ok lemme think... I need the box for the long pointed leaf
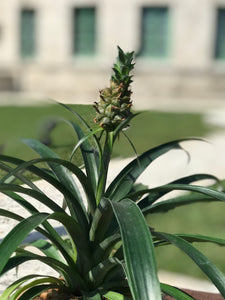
[0,154,91,228]
[96,132,113,205]
[1,252,60,276]
[0,274,49,300]
[10,276,64,300]
[110,198,161,300]
[106,139,199,201]
[22,138,86,217]
[58,102,92,131]
[0,219,85,290]
[0,183,64,212]
[175,233,225,247]
[155,232,225,296]
[90,198,114,244]
[58,102,103,168]
[1,191,40,213]
[0,198,77,269]
[0,161,39,189]
[0,208,66,255]
[1,206,80,271]
[144,183,225,214]
[113,113,138,141]
[68,120,100,190]
[0,213,49,273]
[14,283,60,300]
[136,173,220,209]
[0,207,23,222]
[48,212,91,273]
[160,283,194,300]
[25,239,64,262]
[144,193,215,215]
[93,233,121,264]
[90,257,121,287]
[2,248,83,290]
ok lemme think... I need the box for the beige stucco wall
[0,0,225,108]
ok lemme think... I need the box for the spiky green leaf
[160,283,194,300]
[156,232,225,296]
[110,199,161,300]
[106,139,198,201]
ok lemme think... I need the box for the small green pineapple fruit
[94,46,135,131]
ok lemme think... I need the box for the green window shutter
[139,7,169,58]
[73,7,96,55]
[20,9,36,58]
[215,9,225,59]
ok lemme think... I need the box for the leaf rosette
[0,47,225,300]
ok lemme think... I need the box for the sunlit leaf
[106,139,201,201]
[160,283,194,300]
[110,199,161,300]
[156,232,225,296]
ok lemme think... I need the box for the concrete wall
[0,0,225,109]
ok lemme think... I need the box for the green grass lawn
[0,102,224,279]
[0,103,213,160]
[149,201,225,279]
[0,104,95,161]
[112,110,214,157]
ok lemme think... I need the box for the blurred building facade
[0,0,225,108]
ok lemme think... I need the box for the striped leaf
[110,199,161,300]
[106,139,199,201]
[156,232,225,297]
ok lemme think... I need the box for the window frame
[214,7,225,60]
[137,6,170,59]
[72,6,97,56]
[20,8,37,59]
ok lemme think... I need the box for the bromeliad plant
[1,47,225,300]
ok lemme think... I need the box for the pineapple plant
[1,47,225,300]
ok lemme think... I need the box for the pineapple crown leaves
[94,46,135,131]
[111,46,135,89]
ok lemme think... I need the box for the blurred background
[0,0,225,291]
[0,0,224,110]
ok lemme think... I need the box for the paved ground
[0,109,225,295]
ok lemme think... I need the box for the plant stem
[96,132,113,205]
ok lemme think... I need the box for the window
[20,9,36,58]
[73,7,96,55]
[215,8,225,59]
[138,7,169,58]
